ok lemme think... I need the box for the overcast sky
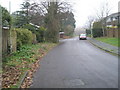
[0,0,119,28]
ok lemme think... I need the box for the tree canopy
[11,0,76,43]
[1,5,11,27]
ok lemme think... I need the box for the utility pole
[118,1,120,28]
[0,5,2,82]
[90,21,94,38]
[9,1,12,53]
[9,1,11,14]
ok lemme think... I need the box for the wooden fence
[107,28,120,38]
[2,28,17,54]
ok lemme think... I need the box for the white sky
[0,0,119,28]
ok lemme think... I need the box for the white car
[79,34,87,40]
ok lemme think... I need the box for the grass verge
[2,42,57,88]
[95,37,120,47]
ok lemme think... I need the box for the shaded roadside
[2,43,57,88]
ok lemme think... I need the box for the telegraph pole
[8,1,12,53]
[91,21,94,38]
[9,1,11,14]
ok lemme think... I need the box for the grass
[95,37,120,47]
[2,42,57,88]
[87,34,91,37]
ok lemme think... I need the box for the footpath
[88,37,120,55]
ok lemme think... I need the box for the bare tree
[31,0,73,42]
[88,16,95,37]
[95,0,112,36]
[87,16,95,29]
[84,16,95,38]
[21,0,73,42]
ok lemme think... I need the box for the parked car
[79,34,87,40]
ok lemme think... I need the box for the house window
[111,17,113,21]
[113,17,116,21]
[106,18,111,22]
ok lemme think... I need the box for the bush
[92,28,103,38]
[36,27,46,42]
[16,28,34,50]
[23,24,37,34]
[16,39,22,50]
[92,21,103,38]
[23,24,46,43]
[86,29,91,35]
[32,33,37,44]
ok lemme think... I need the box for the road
[31,37,118,88]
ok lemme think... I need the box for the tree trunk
[45,2,59,43]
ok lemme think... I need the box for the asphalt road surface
[31,37,118,88]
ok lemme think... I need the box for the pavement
[88,37,119,55]
[30,37,118,88]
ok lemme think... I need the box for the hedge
[92,28,103,38]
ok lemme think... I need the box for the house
[106,12,120,37]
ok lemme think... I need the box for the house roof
[107,12,120,19]
[2,27,9,30]
[29,23,40,28]
[59,32,64,34]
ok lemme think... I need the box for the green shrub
[86,29,91,35]
[92,28,103,38]
[23,24,46,43]
[16,28,34,50]
[36,27,46,42]
[17,39,22,50]
[92,21,103,38]
[23,24,37,34]
[32,33,37,44]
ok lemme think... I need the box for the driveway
[31,37,118,88]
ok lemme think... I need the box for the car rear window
[80,34,86,36]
